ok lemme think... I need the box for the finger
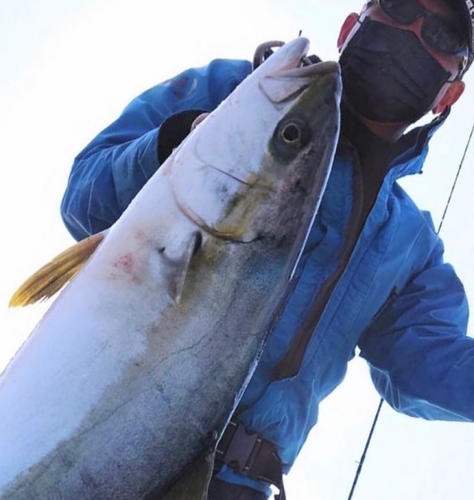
[191,113,210,131]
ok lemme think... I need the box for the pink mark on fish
[113,253,134,272]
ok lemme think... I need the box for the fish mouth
[255,37,340,79]
[281,60,341,79]
[258,38,341,104]
[271,37,311,72]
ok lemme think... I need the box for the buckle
[219,421,263,475]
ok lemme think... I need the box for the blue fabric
[61,59,472,493]
[61,59,253,240]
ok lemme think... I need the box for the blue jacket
[61,59,473,493]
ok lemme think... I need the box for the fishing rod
[346,116,474,500]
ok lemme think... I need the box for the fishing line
[347,399,383,500]
[438,120,474,235]
[346,116,474,500]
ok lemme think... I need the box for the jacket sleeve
[358,238,473,422]
[61,59,252,241]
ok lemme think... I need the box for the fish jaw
[252,36,310,78]
[259,60,341,104]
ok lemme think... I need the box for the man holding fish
[60,0,474,498]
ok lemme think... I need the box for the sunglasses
[367,0,469,57]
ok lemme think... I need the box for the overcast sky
[1,1,474,499]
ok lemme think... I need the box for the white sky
[1,1,473,499]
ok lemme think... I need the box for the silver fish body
[0,38,341,499]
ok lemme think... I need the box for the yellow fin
[9,231,106,308]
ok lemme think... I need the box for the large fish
[0,38,341,499]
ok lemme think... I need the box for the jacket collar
[388,109,450,179]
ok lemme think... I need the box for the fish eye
[271,117,311,162]
[276,118,310,149]
[281,123,302,145]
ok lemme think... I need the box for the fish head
[169,38,342,245]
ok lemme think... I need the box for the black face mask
[339,18,453,124]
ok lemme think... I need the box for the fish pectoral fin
[159,451,215,500]
[9,231,106,307]
[163,231,202,303]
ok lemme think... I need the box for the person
[61,0,474,498]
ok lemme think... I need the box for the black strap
[216,421,286,499]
